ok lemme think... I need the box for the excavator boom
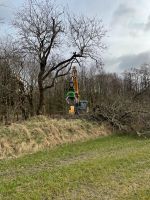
[72,66,79,95]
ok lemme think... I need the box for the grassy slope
[0,135,150,200]
[0,116,109,159]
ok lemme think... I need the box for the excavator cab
[78,100,88,113]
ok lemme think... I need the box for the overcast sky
[0,0,150,73]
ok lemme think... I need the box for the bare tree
[0,39,27,123]
[68,15,106,65]
[13,0,106,114]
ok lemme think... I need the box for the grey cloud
[111,3,150,37]
[117,51,150,70]
[0,1,13,22]
[0,7,9,21]
[144,15,150,31]
[105,51,150,73]
[114,4,134,17]
[111,3,136,26]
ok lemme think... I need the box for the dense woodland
[0,0,150,135]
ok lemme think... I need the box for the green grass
[0,135,150,200]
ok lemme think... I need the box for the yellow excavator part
[69,106,75,114]
[72,66,79,95]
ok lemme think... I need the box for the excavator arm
[72,66,79,96]
[66,66,88,114]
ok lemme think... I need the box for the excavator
[65,66,88,115]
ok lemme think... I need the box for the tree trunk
[37,87,44,115]
[29,98,34,117]
[27,86,34,117]
[37,69,45,115]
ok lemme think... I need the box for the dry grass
[0,116,110,159]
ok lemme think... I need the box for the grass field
[0,135,150,200]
